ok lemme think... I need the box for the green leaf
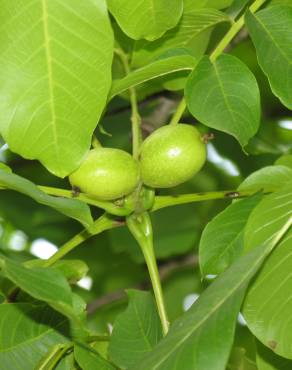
[270,0,292,5]
[109,50,196,99]
[184,0,234,11]
[132,217,291,370]
[53,260,89,284]
[107,0,183,41]
[55,353,76,370]
[275,154,292,169]
[0,303,69,370]
[245,6,292,109]
[132,8,230,67]
[228,347,257,370]
[0,163,11,173]
[243,230,292,359]
[25,258,89,284]
[108,290,163,369]
[244,181,292,252]
[256,340,292,369]
[227,0,250,18]
[35,343,72,370]
[0,169,93,227]
[0,0,113,177]
[199,194,262,276]
[185,54,261,147]
[238,165,292,192]
[74,343,116,370]
[0,257,81,323]
[0,163,12,189]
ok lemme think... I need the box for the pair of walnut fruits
[69,124,207,201]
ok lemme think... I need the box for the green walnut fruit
[69,148,139,200]
[140,124,206,188]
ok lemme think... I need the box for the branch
[152,188,275,212]
[114,48,142,159]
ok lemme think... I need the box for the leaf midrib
[212,59,238,128]
[133,300,153,350]
[41,0,59,170]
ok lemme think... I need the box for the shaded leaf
[107,0,183,41]
[108,290,163,368]
[228,347,257,370]
[256,340,292,370]
[0,169,93,227]
[25,259,89,284]
[0,163,11,189]
[227,0,250,18]
[55,353,76,370]
[185,54,260,147]
[0,257,83,324]
[245,6,292,109]
[0,303,69,370]
[35,343,72,370]
[0,0,113,177]
[74,343,116,370]
[199,194,262,276]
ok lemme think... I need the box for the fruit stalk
[169,99,186,126]
[127,213,169,335]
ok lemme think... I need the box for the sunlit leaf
[107,0,183,41]
[238,165,292,192]
[0,0,113,177]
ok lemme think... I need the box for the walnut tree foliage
[0,0,292,369]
